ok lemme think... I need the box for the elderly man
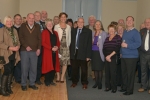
[41,10,48,29]
[19,13,41,91]
[70,18,92,89]
[53,16,59,25]
[138,18,150,94]
[13,14,22,84]
[118,19,125,25]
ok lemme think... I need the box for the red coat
[41,29,60,74]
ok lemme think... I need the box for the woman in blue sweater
[120,16,141,95]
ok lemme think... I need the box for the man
[85,15,96,79]
[53,16,59,25]
[34,11,44,85]
[70,18,92,89]
[138,18,150,94]
[40,10,48,29]
[13,14,22,83]
[120,16,141,95]
[118,19,125,25]
[19,13,41,91]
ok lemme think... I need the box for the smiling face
[95,21,101,31]
[60,14,67,23]
[34,12,41,22]
[126,16,134,28]
[14,15,22,26]
[27,14,35,26]
[5,18,13,28]
[46,21,53,31]
[144,18,150,30]
[77,18,84,28]
[108,27,116,36]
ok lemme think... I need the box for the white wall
[0,0,19,22]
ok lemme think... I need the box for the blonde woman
[0,16,20,96]
[54,12,71,83]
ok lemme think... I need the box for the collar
[126,27,134,32]
[14,24,21,28]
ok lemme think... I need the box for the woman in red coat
[42,18,60,86]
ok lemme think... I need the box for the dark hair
[66,18,73,25]
[94,20,105,31]
[59,12,68,18]
[110,21,118,26]
[14,14,22,19]
[107,24,117,31]
[126,16,134,21]
[74,21,77,24]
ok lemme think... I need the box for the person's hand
[106,55,111,62]
[36,49,40,56]
[121,42,128,48]
[86,58,91,62]
[26,46,32,51]
[9,46,19,51]
[16,46,20,50]
[52,46,58,52]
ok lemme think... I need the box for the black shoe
[29,85,38,90]
[6,74,13,94]
[123,92,133,95]
[119,89,126,92]
[105,88,111,92]
[16,81,21,84]
[68,78,72,81]
[92,84,98,88]
[21,86,27,91]
[50,82,57,86]
[1,75,10,96]
[111,90,117,93]
[36,81,43,85]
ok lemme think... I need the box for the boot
[0,75,10,96]
[6,74,13,94]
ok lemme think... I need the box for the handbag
[0,28,6,64]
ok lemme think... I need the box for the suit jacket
[140,28,150,54]
[70,27,92,60]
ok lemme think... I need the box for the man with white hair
[40,10,48,29]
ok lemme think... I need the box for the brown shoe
[70,84,77,88]
[82,84,87,89]
[138,88,147,92]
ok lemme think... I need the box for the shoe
[6,74,13,94]
[138,88,147,92]
[68,78,72,81]
[21,86,27,91]
[60,81,64,83]
[36,81,43,85]
[82,84,87,89]
[105,88,111,92]
[137,80,141,83]
[29,85,38,90]
[111,90,117,93]
[123,92,133,95]
[15,81,21,84]
[119,89,126,92]
[70,83,77,88]
[98,84,102,89]
[56,80,60,82]
[92,84,98,88]
[50,82,57,86]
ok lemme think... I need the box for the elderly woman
[42,19,60,86]
[91,20,107,89]
[54,12,71,83]
[0,16,20,96]
[103,24,122,93]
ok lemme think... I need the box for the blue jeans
[21,51,38,86]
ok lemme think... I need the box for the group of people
[0,10,149,97]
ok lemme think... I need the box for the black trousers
[36,48,42,82]
[116,63,122,86]
[71,50,88,85]
[121,58,138,93]
[44,52,56,85]
[105,59,117,90]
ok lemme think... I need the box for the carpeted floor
[66,75,149,100]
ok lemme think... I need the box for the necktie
[76,29,81,48]
[145,30,149,51]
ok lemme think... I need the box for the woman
[73,21,77,28]
[42,19,60,86]
[116,24,125,86]
[0,16,20,96]
[91,20,107,89]
[54,12,71,83]
[103,24,122,93]
[66,18,73,28]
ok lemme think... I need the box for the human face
[118,19,125,24]
[117,26,124,35]
[27,14,35,26]
[14,16,22,26]
[34,12,41,22]
[77,18,84,28]
[95,21,101,31]
[5,18,13,28]
[67,22,73,27]
[41,11,48,21]
[73,23,77,28]
[46,21,53,31]
[126,17,134,28]
[144,19,150,30]
[53,17,59,25]
[108,27,116,36]
[60,14,67,23]
[89,17,95,26]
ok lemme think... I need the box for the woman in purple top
[103,24,122,93]
[91,20,107,89]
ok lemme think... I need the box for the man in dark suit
[138,18,150,93]
[70,18,92,89]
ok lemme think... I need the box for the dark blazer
[70,27,92,60]
[140,28,150,54]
